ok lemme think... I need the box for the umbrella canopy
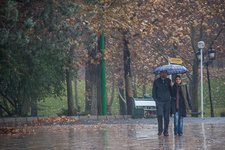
[153,64,189,74]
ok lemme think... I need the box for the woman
[171,75,192,136]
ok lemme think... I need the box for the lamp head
[208,48,216,60]
[198,41,205,49]
[196,49,201,60]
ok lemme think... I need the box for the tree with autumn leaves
[152,0,225,116]
[85,0,225,115]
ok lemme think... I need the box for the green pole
[100,0,107,115]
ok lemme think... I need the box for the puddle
[0,123,225,149]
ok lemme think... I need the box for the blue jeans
[174,112,183,135]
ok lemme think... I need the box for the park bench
[132,94,156,119]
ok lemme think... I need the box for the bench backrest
[134,101,156,107]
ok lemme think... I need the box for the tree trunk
[143,85,146,96]
[90,60,98,115]
[107,77,115,115]
[119,78,126,115]
[0,106,3,117]
[123,31,133,115]
[97,64,102,115]
[190,57,199,117]
[66,46,75,116]
[189,25,200,117]
[133,74,137,98]
[85,63,92,114]
[91,82,98,115]
[31,99,37,117]
[86,63,100,115]
[85,41,102,115]
[0,98,11,116]
[74,78,81,112]
[21,88,30,116]
[66,70,75,116]
[21,98,29,117]
[15,98,22,116]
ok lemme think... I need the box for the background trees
[154,0,225,116]
[86,0,225,115]
[0,0,91,116]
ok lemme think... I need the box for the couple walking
[152,70,192,136]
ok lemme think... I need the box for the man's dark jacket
[152,78,172,102]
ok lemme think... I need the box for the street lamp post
[198,41,205,118]
[205,48,216,117]
[197,42,216,118]
[205,62,214,117]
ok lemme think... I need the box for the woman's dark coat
[171,84,192,117]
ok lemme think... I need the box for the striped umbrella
[153,64,189,74]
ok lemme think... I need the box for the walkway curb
[0,115,132,124]
[1,116,225,125]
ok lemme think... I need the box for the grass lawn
[38,80,86,117]
[38,97,67,117]
[198,76,225,117]
[38,76,225,117]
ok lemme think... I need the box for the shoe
[157,132,162,136]
[174,133,177,135]
[178,134,183,136]
[164,132,169,136]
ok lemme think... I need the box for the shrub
[220,111,225,117]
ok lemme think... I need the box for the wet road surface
[0,118,225,149]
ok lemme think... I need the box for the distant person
[171,75,192,136]
[152,70,173,136]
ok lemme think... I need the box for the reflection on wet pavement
[0,123,225,149]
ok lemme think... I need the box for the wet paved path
[0,117,225,149]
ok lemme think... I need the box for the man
[152,70,173,136]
